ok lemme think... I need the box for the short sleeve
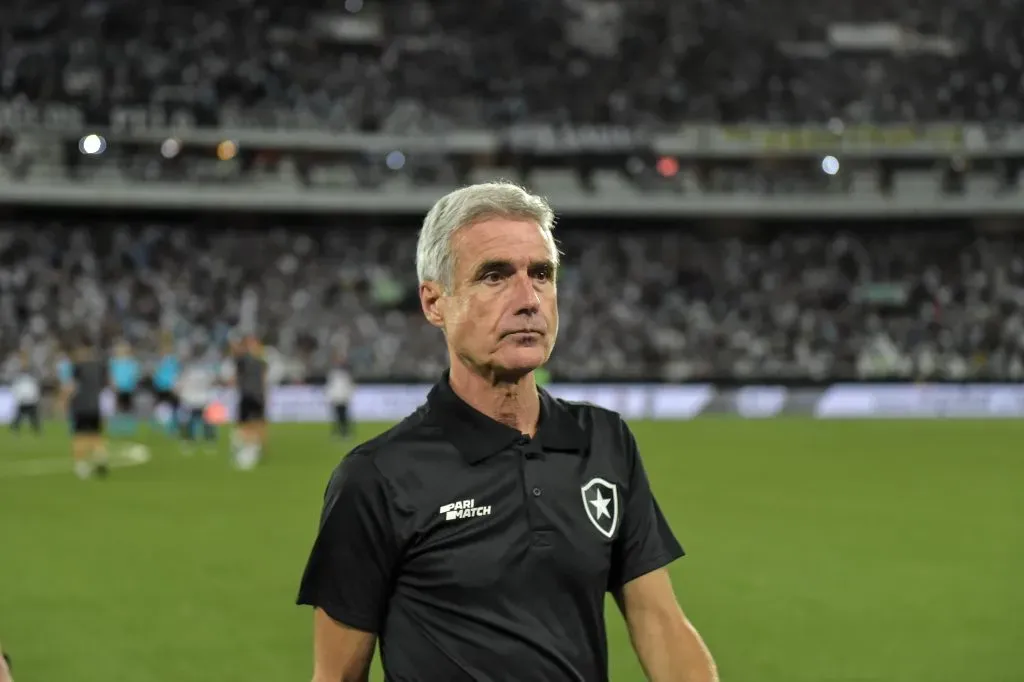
[296,452,400,633]
[608,422,685,591]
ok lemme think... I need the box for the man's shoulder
[327,406,442,497]
[544,393,637,459]
[549,394,631,433]
[555,395,621,418]
[343,405,439,466]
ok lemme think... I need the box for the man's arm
[614,568,718,682]
[607,418,717,681]
[312,608,376,682]
[298,451,400,682]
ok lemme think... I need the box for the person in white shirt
[177,353,217,449]
[10,355,41,435]
[325,355,354,439]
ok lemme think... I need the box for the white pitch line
[0,444,152,479]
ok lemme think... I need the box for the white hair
[416,181,558,291]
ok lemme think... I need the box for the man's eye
[483,272,503,283]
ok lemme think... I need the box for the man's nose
[511,272,541,316]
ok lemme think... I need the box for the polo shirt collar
[426,370,587,464]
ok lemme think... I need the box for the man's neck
[448,360,540,436]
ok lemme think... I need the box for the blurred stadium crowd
[1,220,1023,385]
[1,0,1017,127]
[2,0,1022,388]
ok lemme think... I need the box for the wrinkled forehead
[453,218,558,271]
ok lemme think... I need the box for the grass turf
[0,419,1021,682]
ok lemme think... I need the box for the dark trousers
[332,402,350,437]
[11,403,40,433]
[154,389,181,431]
[181,407,216,441]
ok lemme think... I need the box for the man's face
[421,218,558,381]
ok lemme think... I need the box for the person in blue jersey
[56,351,76,433]
[108,341,140,439]
[152,339,182,435]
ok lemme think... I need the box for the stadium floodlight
[821,155,840,175]
[656,156,679,177]
[385,150,406,170]
[161,138,181,159]
[78,134,106,155]
[217,140,238,161]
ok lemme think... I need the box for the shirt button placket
[519,437,552,544]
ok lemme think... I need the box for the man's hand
[0,639,13,682]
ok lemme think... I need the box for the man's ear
[420,281,446,328]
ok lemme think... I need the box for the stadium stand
[1,220,1023,384]
[2,0,1019,205]
[1,0,1022,385]
[2,0,1021,125]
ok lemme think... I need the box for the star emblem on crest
[589,489,612,519]
[580,477,619,539]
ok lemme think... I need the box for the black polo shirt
[297,374,684,681]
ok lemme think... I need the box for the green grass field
[0,419,1021,682]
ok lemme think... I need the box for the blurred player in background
[56,350,74,431]
[178,349,217,453]
[9,352,41,435]
[70,344,108,479]
[325,353,354,439]
[152,337,182,436]
[108,341,140,440]
[220,342,239,441]
[534,365,552,387]
[231,336,267,470]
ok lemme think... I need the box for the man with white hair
[297,182,718,682]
